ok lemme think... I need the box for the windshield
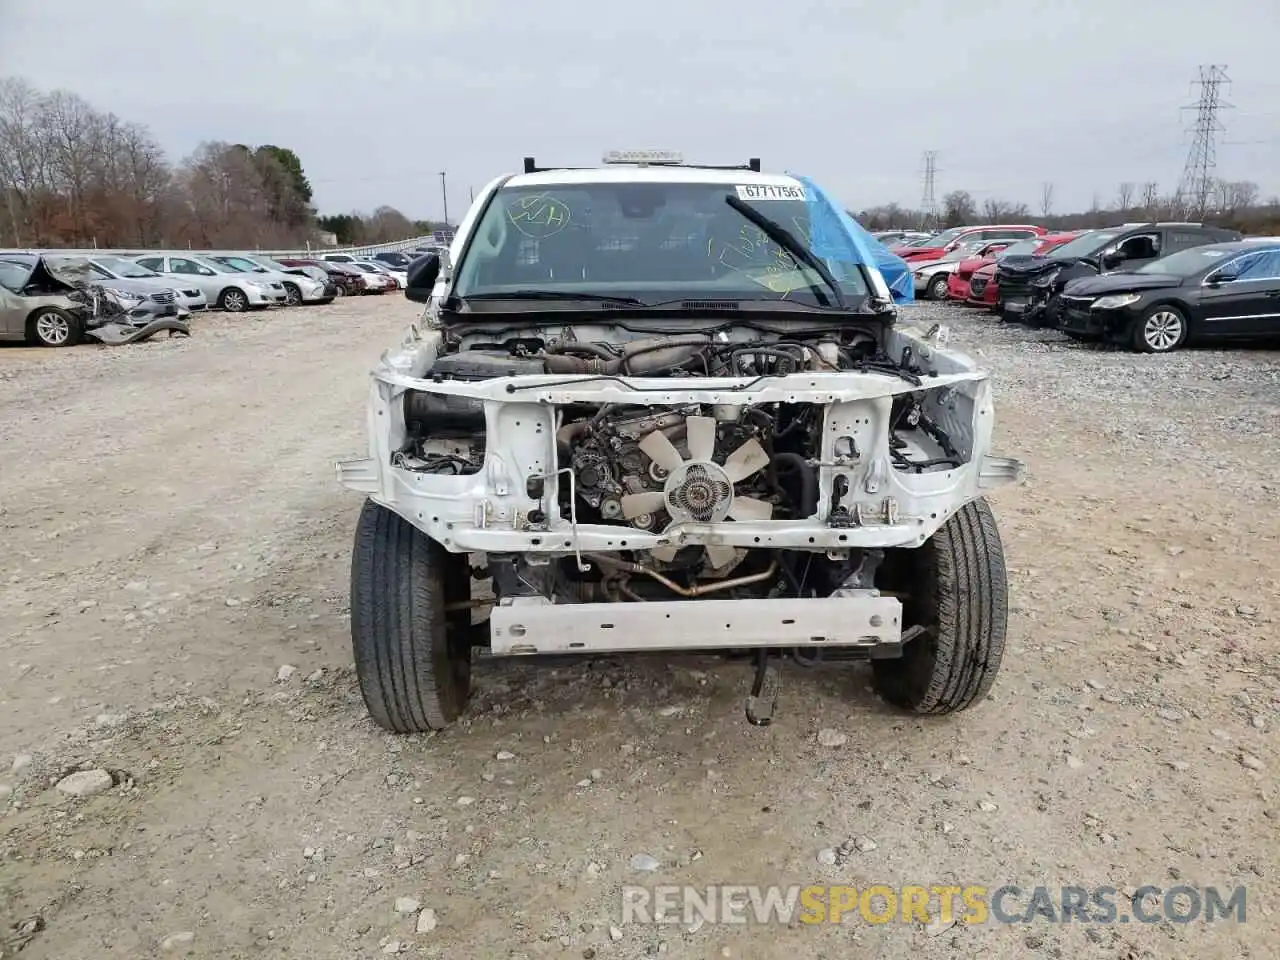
[1045,231,1114,261]
[996,239,1039,258]
[452,181,870,307]
[921,227,966,248]
[93,256,157,278]
[1134,246,1240,276]
[199,258,241,274]
[0,260,30,291]
[46,256,110,281]
[216,256,265,272]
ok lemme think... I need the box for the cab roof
[504,166,805,188]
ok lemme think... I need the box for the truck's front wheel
[872,498,1008,714]
[350,499,472,732]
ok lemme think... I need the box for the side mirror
[1208,268,1238,285]
[1101,251,1123,269]
[405,253,440,303]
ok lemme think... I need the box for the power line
[1174,65,1233,219]
[919,151,938,228]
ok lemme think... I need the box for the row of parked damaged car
[882,221,1280,354]
[0,243,449,347]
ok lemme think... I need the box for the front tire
[282,282,302,306]
[218,287,249,312]
[872,498,1008,715]
[350,500,472,733]
[1133,305,1187,353]
[926,274,949,301]
[27,307,83,347]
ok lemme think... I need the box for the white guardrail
[2,235,445,260]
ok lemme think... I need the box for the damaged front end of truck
[338,158,1024,732]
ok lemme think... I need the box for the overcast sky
[2,0,1277,221]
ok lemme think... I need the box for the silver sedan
[131,254,286,312]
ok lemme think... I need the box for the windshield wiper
[724,194,848,310]
[458,290,645,305]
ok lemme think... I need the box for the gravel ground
[0,298,1277,960]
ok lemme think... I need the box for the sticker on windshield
[1200,250,1226,257]
[506,194,572,238]
[735,184,806,202]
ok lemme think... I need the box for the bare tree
[941,190,976,227]
[1116,182,1135,211]
[854,202,919,231]
[981,198,1031,222]
[180,141,295,248]
[364,205,416,244]
[0,75,423,249]
[1214,179,1261,214]
[1140,182,1159,214]
[113,123,171,245]
[39,89,110,242]
[1230,181,1261,210]
[1039,182,1054,219]
[0,78,50,244]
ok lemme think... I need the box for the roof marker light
[602,150,684,165]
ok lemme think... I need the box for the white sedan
[348,262,397,294]
[354,260,408,290]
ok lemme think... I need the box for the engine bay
[397,324,967,512]
[381,321,979,612]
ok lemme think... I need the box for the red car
[894,224,1047,263]
[959,232,1082,308]
[946,242,1021,300]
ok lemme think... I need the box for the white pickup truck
[338,151,1023,733]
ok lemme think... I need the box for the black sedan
[1056,241,1280,353]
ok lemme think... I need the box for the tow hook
[745,648,782,726]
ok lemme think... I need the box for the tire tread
[350,499,467,732]
[872,498,1008,714]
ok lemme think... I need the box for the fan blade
[722,437,770,483]
[728,495,773,522]
[620,491,667,519]
[685,416,717,463]
[650,544,680,562]
[639,429,685,473]
[704,543,739,570]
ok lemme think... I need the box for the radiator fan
[619,415,772,568]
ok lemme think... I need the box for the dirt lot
[1,297,1277,960]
